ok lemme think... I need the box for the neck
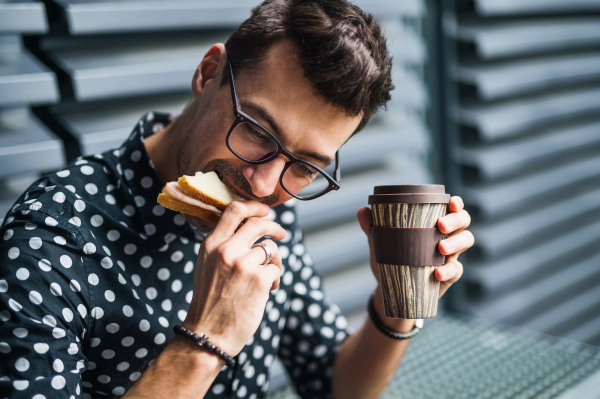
[144,99,198,185]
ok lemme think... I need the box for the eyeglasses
[225,57,341,201]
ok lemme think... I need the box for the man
[0,0,473,398]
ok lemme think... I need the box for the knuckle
[215,244,234,265]
[245,217,263,229]
[226,201,246,217]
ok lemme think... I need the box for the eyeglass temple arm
[227,57,241,111]
[333,151,341,185]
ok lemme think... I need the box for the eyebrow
[240,101,334,167]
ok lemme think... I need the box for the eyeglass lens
[228,122,332,198]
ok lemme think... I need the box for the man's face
[178,40,362,211]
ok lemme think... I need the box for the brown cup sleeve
[371,227,447,266]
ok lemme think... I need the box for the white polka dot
[106,323,119,333]
[135,348,148,358]
[185,290,193,303]
[237,385,247,397]
[178,310,187,321]
[4,229,14,240]
[113,387,126,396]
[139,320,150,331]
[68,343,79,355]
[173,213,186,225]
[294,282,307,295]
[80,165,94,175]
[50,282,62,296]
[13,380,29,390]
[122,336,135,347]
[291,298,304,312]
[98,375,111,384]
[56,170,70,177]
[123,305,134,317]
[323,310,335,324]
[124,169,134,181]
[65,185,76,193]
[119,274,126,284]
[8,247,19,259]
[54,236,66,245]
[69,217,81,227]
[43,315,57,327]
[0,310,9,321]
[52,327,65,338]
[77,304,87,318]
[88,273,100,285]
[51,375,66,390]
[253,345,264,359]
[29,290,43,305]
[15,357,30,371]
[24,222,37,230]
[131,274,141,286]
[60,255,72,268]
[302,323,314,336]
[71,280,81,292]
[320,326,334,339]
[34,343,49,354]
[158,317,169,328]
[38,259,52,272]
[146,287,157,300]
[281,211,295,224]
[16,268,29,280]
[308,303,321,318]
[261,326,272,341]
[152,204,165,216]
[170,251,184,263]
[123,205,135,218]
[0,279,8,292]
[84,242,96,254]
[157,268,170,281]
[212,384,225,394]
[53,192,66,203]
[102,349,115,359]
[171,279,182,292]
[101,257,113,269]
[63,308,74,322]
[184,261,194,274]
[91,307,104,319]
[140,255,153,268]
[0,342,11,353]
[282,271,293,286]
[9,298,22,312]
[107,230,120,241]
[105,194,116,204]
[117,362,130,371]
[161,299,172,311]
[91,215,104,227]
[73,199,86,212]
[257,374,266,386]
[124,243,137,255]
[53,358,64,372]
[141,177,153,188]
[134,196,146,207]
[268,307,280,322]
[336,315,348,329]
[104,290,115,302]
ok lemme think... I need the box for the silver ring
[252,242,272,267]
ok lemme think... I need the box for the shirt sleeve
[277,210,352,399]
[0,188,91,398]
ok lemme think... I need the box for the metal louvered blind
[429,0,600,346]
[0,0,433,394]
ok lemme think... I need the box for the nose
[243,155,287,198]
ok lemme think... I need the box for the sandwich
[157,171,245,225]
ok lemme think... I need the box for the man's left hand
[357,196,474,298]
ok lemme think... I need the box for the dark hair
[222,0,394,133]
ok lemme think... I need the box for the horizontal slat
[564,312,600,344]
[472,0,600,16]
[0,49,59,106]
[56,0,423,35]
[48,35,228,101]
[464,218,600,295]
[465,252,600,323]
[520,284,600,335]
[459,86,600,141]
[0,0,48,34]
[323,263,376,314]
[463,153,600,218]
[455,18,600,59]
[297,165,432,231]
[304,220,368,276]
[380,23,426,65]
[0,109,65,178]
[456,53,600,100]
[469,186,600,258]
[459,119,600,181]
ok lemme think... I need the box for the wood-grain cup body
[372,203,448,319]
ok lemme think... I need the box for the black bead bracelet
[367,293,423,340]
[173,325,236,368]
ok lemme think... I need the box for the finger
[261,263,282,291]
[357,207,373,239]
[209,201,271,245]
[435,258,463,283]
[229,217,287,248]
[438,230,475,256]
[448,196,464,213]
[437,209,471,235]
[246,240,283,270]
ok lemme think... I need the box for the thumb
[357,207,373,238]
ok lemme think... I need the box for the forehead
[232,40,362,160]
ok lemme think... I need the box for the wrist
[373,285,416,333]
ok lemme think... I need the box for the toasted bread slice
[157,193,221,225]
[177,172,243,210]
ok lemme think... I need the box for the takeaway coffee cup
[368,185,450,319]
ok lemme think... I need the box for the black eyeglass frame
[225,57,341,201]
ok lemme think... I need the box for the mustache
[201,159,279,205]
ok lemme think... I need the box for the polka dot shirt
[0,112,351,399]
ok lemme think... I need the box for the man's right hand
[183,201,286,357]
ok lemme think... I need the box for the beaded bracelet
[173,325,236,368]
[367,293,423,340]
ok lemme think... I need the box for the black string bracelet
[173,325,236,368]
[367,293,423,340]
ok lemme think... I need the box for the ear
[191,43,226,101]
